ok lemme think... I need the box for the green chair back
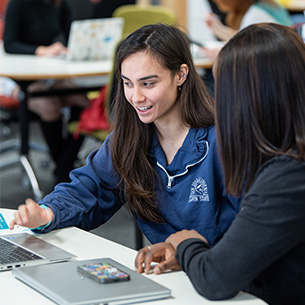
[113,4,177,38]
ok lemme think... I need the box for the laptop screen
[67,17,124,61]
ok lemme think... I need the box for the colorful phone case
[77,262,130,284]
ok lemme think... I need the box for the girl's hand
[9,198,53,229]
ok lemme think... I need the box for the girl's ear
[177,64,189,86]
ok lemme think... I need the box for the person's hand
[204,12,236,41]
[205,12,223,33]
[134,243,181,275]
[200,47,221,60]
[9,198,54,230]
[35,42,67,57]
[166,229,208,251]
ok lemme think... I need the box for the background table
[0,46,214,80]
[0,53,112,80]
[0,208,266,305]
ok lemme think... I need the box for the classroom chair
[0,89,50,202]
[112,4,177,38]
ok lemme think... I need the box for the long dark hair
[215,23,305,197]
[111,24,214,222]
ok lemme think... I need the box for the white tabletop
[0,52,113,81]
[0,44,214,81]
[0,209,266,305]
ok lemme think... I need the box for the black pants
[40,106,84,184]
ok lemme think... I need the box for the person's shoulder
[241,5,276,29]
[195,126,218,153]
[259,155,304,173]
[244,156,305,218]
[206,125,217,141]
[7,0,22,8]
[253,155,305,191]
[4,0,25,19]
[194,125,216,140]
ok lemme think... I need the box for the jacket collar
[150,127,210,175]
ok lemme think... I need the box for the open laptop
[13,258,171,305]
[65,17,124,61]
[0,233,76,271]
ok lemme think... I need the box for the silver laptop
[13,258,171,305]
[0,233,76,271]
[65,17,124,61]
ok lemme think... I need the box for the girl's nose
[131,87,145,103]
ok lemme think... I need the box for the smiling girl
[10,24,240,248]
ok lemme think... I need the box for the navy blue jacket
[39,126,240,244]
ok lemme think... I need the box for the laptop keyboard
[0,238,43,265]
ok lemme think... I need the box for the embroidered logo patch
[189,177,209,202]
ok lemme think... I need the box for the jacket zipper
[157,142,209,189]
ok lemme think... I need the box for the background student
[3,0,89,185]
[9,24,240,249]
[203,0,291,59]
[134,23,305,305]
[206,0,291,40]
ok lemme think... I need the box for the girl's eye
[123,81,132,87]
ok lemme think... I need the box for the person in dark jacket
[3,0,89,184]
[134,23,305,305]
[9,24,240,248]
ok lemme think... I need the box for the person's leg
[53,106,85,184]
[50,80,89,183]
[28,80,88,185]
[28,82,66,184]
[39,119,63,166]
[27,80,63,164]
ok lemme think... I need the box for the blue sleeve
[38,134,124,232]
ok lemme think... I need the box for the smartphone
[77,262,130,284]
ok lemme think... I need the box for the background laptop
[13,258,171,305]
[66,17,124,61]
[0,233,76,271]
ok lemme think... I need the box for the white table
[0,53,112,80]
[0,208,266,305]
[0,49,214,81]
